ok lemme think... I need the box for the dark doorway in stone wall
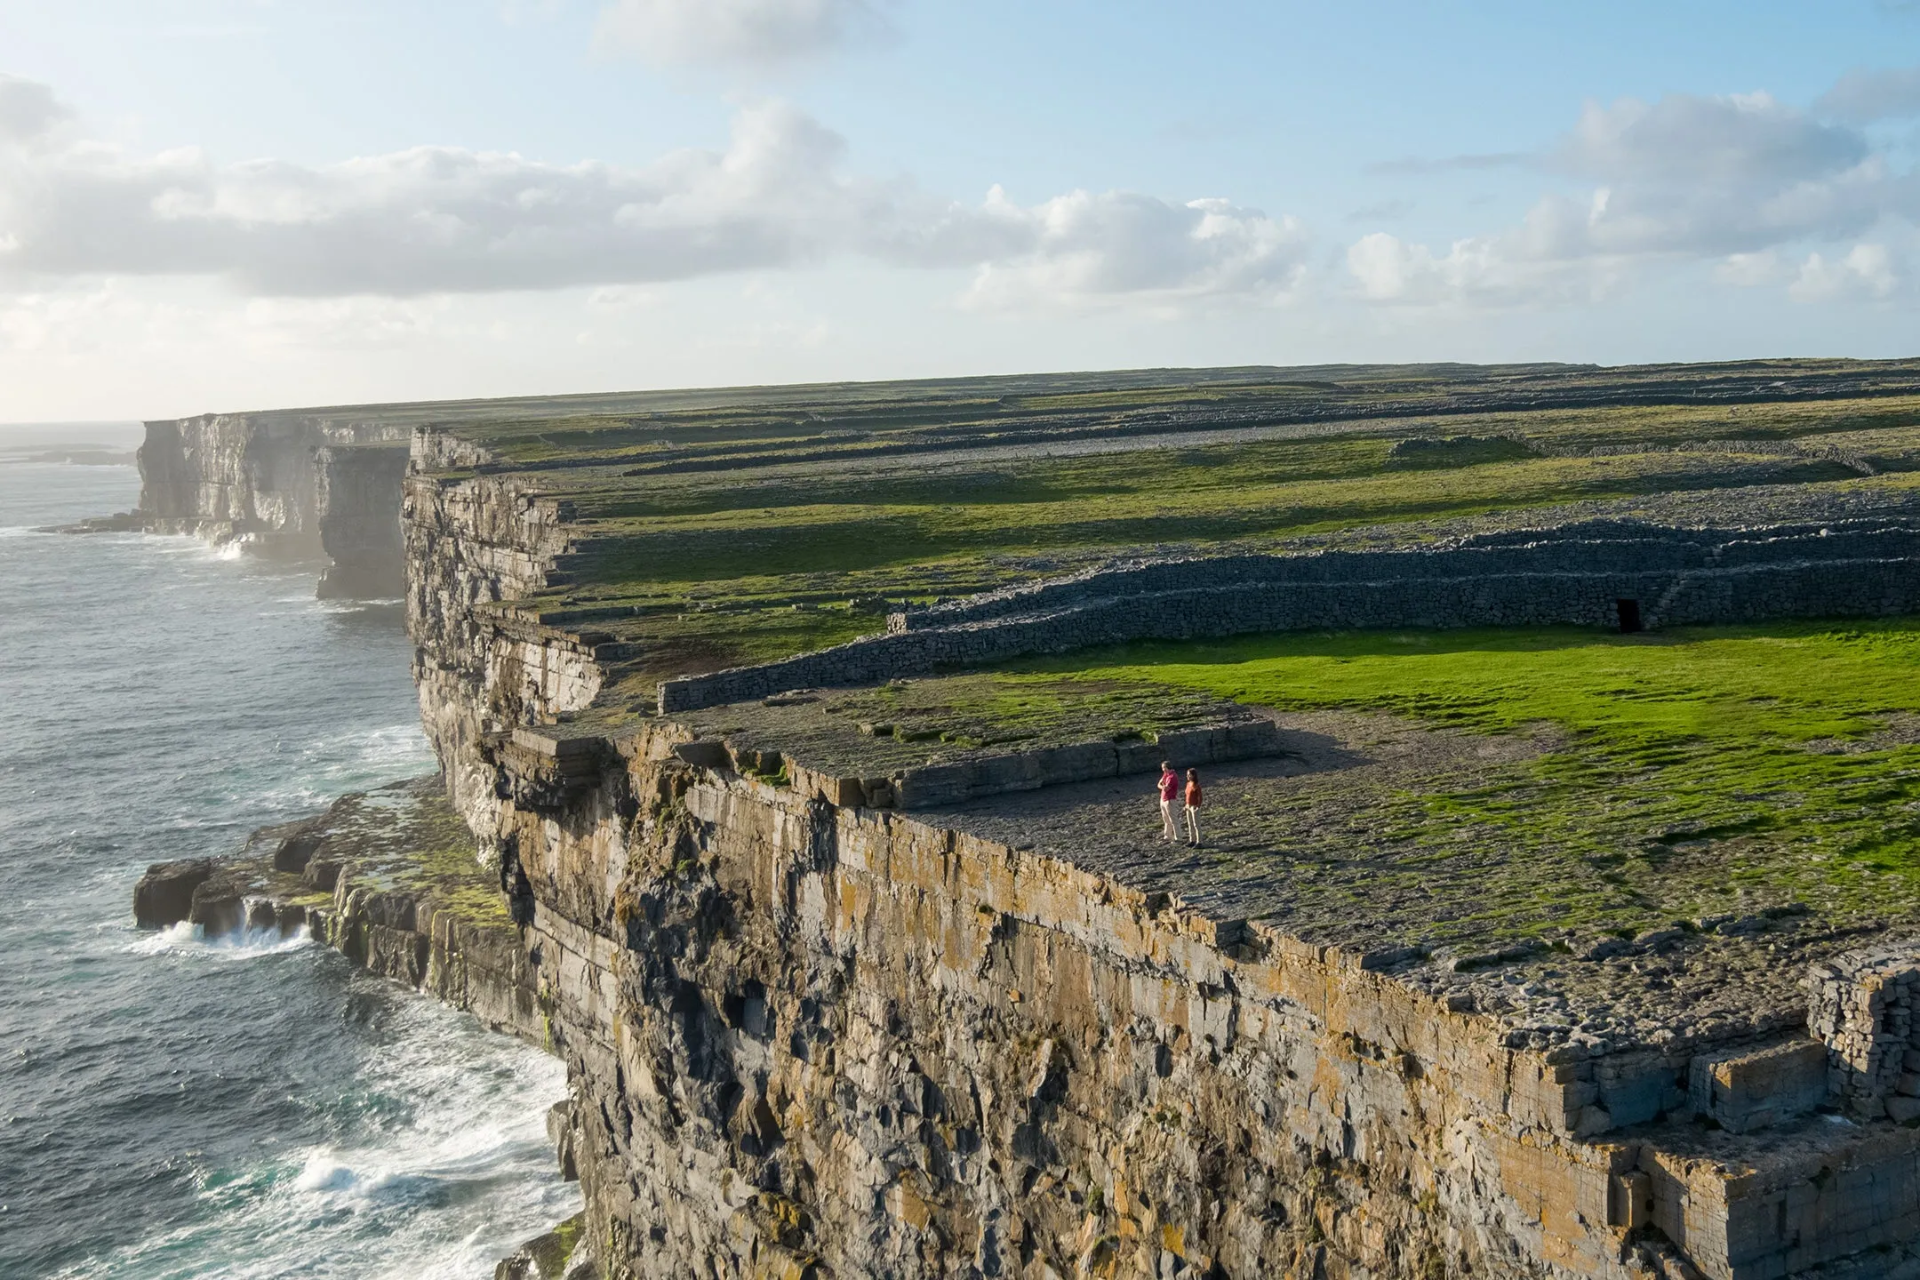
[1616,598,1643,633]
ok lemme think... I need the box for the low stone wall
[667,716,1286,810]
[1807,941,1920,1123]
[657,520,1920,712]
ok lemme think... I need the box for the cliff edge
[385,360,1920,1280]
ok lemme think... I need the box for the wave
[57,992,575,1280]
[246,724,434,814]
[124,917,316,962]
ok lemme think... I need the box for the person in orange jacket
[1183,768,1203,846]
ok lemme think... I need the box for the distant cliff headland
[120,358,1920,1280]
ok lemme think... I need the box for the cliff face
[401,435,1920,1280]
[316,444,410,598]
[134,411,411,593]
[505,743,1597,1279]
[404,427,602,845]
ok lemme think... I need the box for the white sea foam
[58,993,576,1280]
[249,723,434,813]
[125,919,315,961]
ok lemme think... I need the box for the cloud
[0,74,69,145]
[958,190,1309,311]
[0,76,1304,314]
[1345,199,1415,224]
[1713,251,1783,287]
[592,0,896,66]
[0,99,871,293]
[1817,65,1920,123]
[1347,88,1913,307]
[1789,243,1899,301]
[1556,92,1866,185]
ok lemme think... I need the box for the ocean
[0,458,579,1278]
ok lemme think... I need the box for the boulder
[188,874,248,937]
[133,858,217,927]
[273,831,321,874]
[494,1213,585,1279]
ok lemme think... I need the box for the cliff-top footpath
[125,360,1920,1279]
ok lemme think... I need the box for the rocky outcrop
[385,419,1920,1278]
[135,412,409,556]
[455,721,1920,1280]
[131,777,545,1045]
[132,857,217,927]
[495,1211,596,1280]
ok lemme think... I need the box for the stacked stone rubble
[1807,943,1920,1122]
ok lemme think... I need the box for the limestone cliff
[400,429,1920,1280]
[404,427,603,843]
[133,410,411,594]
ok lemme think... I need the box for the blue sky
[0,0,1916,419]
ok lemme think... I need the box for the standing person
[1184,768,1204,846]
[1157,760,1180,842]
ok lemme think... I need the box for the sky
[0,1,1917,421]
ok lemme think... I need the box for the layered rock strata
[404,427,603,843]
[465,720,1920,1280]
[135,411,410,561]
[388,423,1920,1278]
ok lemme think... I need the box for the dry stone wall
[658,520,1920,712]
[1806,942,1920,1123]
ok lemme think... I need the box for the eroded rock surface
[131,776,544,1045]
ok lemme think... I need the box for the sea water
[0,459,579,1278]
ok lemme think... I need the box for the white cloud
[1557,92,1865,187]
[0,76,1305,316]
[1789,243,1899,301]
[1714,251,1783,287]
[0,100,872,293]
[960,189,1309,311]
[1347,87,1914,308]
[592,0,896,66]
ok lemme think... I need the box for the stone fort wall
[656,518,1920,712]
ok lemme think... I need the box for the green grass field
[1004,620,1920,934]
[527,385,1920,693]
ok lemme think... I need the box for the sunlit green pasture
[1022,620,1920,927]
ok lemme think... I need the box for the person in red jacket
[1183,769,1204,846]
[1157,761,1180,842]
